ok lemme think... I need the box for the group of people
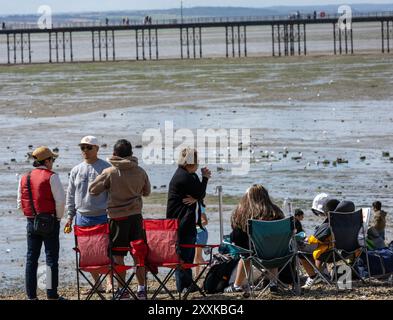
[224,189,388,294]
[17,138,388,299]
[18,138,210,300]
[122,17,130,25]
[143,16,153,25]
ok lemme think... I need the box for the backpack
[355,248,393,278]
[203,254,240,294]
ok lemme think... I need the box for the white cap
[79,136,99,146]
[311,193,329,215]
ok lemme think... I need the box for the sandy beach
[1,54,393,300]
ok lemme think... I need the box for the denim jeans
[25,218,60,299]
[175,232,196,293]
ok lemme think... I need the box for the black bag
[355,248,393,279]
[33,213,56,236]
[27,173,56,237]
[203,254,240,294]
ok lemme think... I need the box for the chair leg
[182,265,208,300]
[337,252,366,285]
[88,273,109,300]
[75,251,80,301]
[300,253,332,286]
[364,247,372,284]
[251,259,294,299]
[151,269,176,300]
[79,271,107,300]
[76,270,80,301]
[290,257,301,296]
[332,251,340,292]
[181,269,202,300]
[113,271,138,300]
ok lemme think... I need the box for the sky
[1,0,393,15]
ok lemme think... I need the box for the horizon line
[1,3,392,17]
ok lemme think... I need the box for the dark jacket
[313,200,356,242]
[166,167,208,242]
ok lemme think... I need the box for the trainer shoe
[301,276,316,289]
[115,288,131,300]
[224,284,243,293]
[181,285,199,295]
[137,289,147,300]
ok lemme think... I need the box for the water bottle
[287,200,293,216]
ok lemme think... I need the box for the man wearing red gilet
[17,146,66,300]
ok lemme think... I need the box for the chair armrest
[180,244,220,249]
[111,247,131,252]
[223,242,253,255]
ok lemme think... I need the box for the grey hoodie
[66,159,111,219]
[89,156,151,219]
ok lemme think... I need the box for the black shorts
[110,214,145,256]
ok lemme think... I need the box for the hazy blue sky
[1,0,392,15]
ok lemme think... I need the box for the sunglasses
[80,145,94,151]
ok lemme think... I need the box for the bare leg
[234,259,251,287]
[113,255,126,287]
[300,258,316,277]
[315,259,322,270]
[193,247,205,277]
[106,273,113,292]
[136,266,146,286]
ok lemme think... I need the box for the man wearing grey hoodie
[89,139,151,300]
[65,136,111,294]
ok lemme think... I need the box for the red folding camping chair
[73,223,137,300]
[143,219,219,300]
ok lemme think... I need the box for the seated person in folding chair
[89,139,151,300]
[224,184,285,293]
[194,201,209,278]
[65,136,112,295]
[301,198,359,289]
[299,194,338,288]
[166,147,212,295]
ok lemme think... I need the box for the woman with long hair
[225,184,284,293]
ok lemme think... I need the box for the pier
[1,13,392,64]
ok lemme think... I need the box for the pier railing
[1,12,392,64]
[2,11,393,30]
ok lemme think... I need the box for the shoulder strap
[26,172,37,217]
[197,200,204,231]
